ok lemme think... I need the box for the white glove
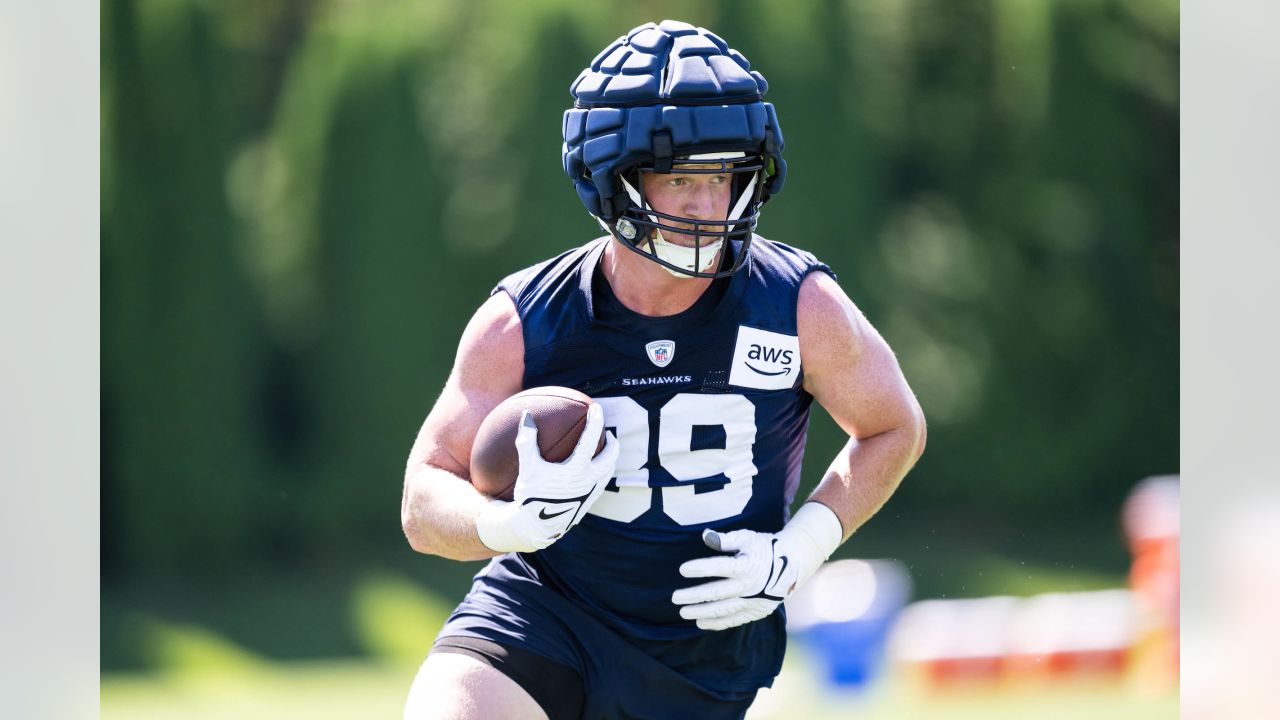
[672,502,844,631]
[476,403,620,553]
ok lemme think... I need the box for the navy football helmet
[561,20,787,278]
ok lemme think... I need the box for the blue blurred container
[786,559,912,689]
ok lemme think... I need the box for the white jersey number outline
[590,393,757,525]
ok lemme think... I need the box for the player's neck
[600,240,715,318]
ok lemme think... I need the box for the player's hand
[475,403,619,553]
[672,503,844,631]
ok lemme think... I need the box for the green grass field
[102,548,1176,719]
[101,647,1178,720]
[101,512,1175,718]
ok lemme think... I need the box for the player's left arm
[672,271,925,631]
[798,270,926,541]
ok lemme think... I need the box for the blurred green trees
[102,0,1178,579]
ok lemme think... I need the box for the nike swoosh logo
[538,506,574,520]
[523,489,596,527]
[774,555,790,587]
[747,541,790,601]
[756,555,790,601]
[744,362,791,377]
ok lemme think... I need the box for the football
[469,386,605,501]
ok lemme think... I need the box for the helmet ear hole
[608,192,630,219]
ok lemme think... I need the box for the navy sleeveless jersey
[478,235,834,680]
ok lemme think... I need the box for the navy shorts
[430,558,777,720]
[432,635,585,720]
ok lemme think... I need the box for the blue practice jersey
[479,235,834,670]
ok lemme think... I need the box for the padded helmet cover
[561,20,787,224]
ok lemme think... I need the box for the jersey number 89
[589,394,757,525]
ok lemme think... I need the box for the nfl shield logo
[645,340,675,368]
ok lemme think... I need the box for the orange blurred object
[1122,475,1180,693]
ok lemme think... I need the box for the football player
[400,19,926,720]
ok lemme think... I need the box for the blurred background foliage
[101,0,1177,676]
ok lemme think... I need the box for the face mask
[649,229,723,278]
[614,159,756,278]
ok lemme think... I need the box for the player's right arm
[400,292,525,562]
[401,291,619,560]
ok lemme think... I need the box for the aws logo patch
[728,326,801,390]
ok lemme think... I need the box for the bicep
[407,292,525,478]
[798,272,922,440]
